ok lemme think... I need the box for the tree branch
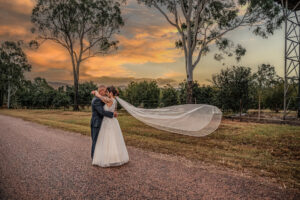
[191,0,206,53]
[193,7,249,69]
[153,2,177,27]
[179,0,188,19]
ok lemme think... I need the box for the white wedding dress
[92,98,129,167]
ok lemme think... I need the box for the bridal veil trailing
[116,97,222,137]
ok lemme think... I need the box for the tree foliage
[263,81,284,113]
[211,66,254,112]
[66,81,97,108]
[253,64,280,117]
[178,81,216,105]
[0,41,31,108]
[123,81,160,108]
[14,78,98,109]
[161,84,179,106]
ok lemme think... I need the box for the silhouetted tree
[0,41,31,108]
[31,0,124,110]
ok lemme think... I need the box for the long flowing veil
[116,97,222,137]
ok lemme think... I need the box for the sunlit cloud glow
[0,0,285,86]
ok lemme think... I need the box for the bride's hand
[91,90,96,95]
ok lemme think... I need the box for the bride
[91,86,129,167]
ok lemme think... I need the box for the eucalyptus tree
[0,41,31,108]
[31,0,124,110]
[253,64,279,119]
[211,66,254,115]
[138,0,282,103]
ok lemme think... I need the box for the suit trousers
[91,125,101,159]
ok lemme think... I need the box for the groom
[90,85,117,159]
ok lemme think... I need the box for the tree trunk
[258,93,261,120]
[298,72,300,118]
[73,78,79,111]
[186,62,193,104]
[70,52,80,111]
[0,89,3,107]
[239,99,242,121]
[7,82,11,109]
[187,80,193,104]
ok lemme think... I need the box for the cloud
[0,0,33,42]
[81,56,134,78]
[0,25,29,37]
[117,32,180,63]
[79,25,181,79]
[0,0,34,15]
[162,71,184,80]
[22,22,182,82]
[25,41,70,71]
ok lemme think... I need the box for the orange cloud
[116,25,181,63]
[82,55,134,78]
[0,25,28,37]
[118,35,179,63]
[24,24,182,80]
[26,41,70,72]
[162,71,184,79]
[0,0,34,15]
[80,25,182,78]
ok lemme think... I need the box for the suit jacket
[90,97,114,128]
[90,96,114,159]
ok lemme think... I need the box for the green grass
[0,108,299,189]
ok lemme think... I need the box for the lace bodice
[104,98,116,112]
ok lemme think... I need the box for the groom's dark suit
[90,96,114,159]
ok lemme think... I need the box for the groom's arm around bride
[93,97,116,119]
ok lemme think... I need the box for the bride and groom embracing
[89,83,222,167]
[90,85,129,167]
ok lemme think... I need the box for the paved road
[0,114,298,200]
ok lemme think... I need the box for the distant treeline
[1,65,298,113]
[1,41,298,114]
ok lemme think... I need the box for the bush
[123,81,160,108]
[178,81,216,105]
[161,84,178,106]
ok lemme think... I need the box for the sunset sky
[0,0,285,86]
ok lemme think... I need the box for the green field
[0,108,299,189]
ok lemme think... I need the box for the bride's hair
[107,86,119,96]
